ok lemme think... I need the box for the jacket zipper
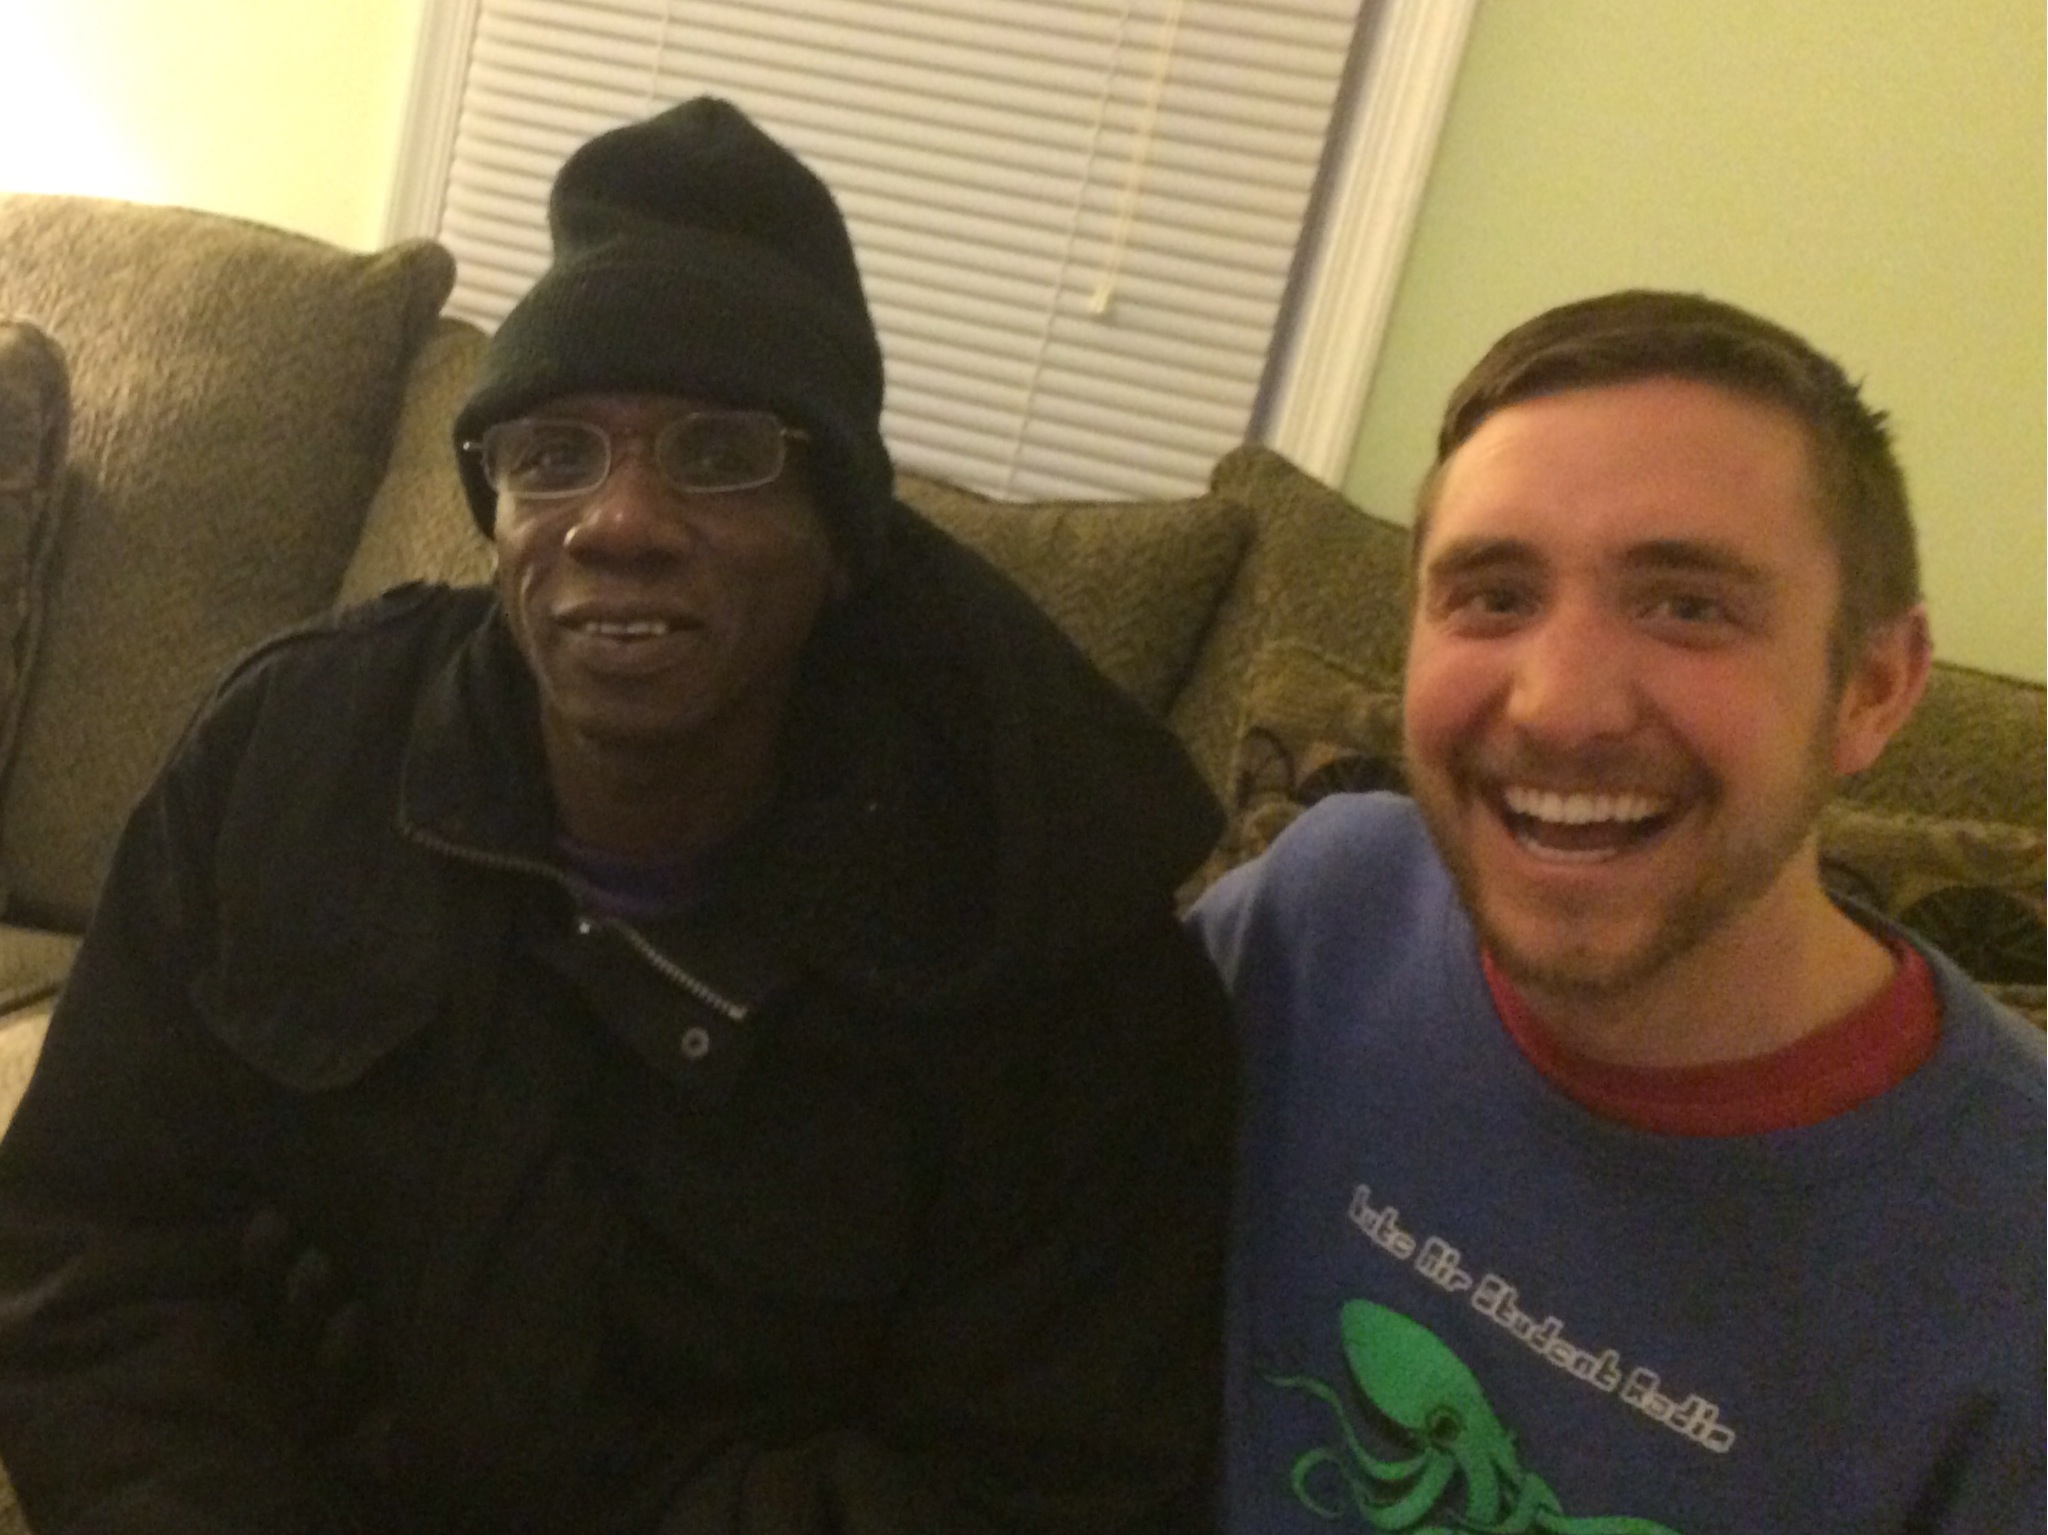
[398,820,751,1023]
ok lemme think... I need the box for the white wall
[2,0,422,250]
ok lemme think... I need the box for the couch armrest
[0,1004,50,1141]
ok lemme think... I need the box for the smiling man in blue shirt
[1192,290,2044,1533]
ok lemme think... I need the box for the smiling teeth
[1502,786,1669,825]
[580,619,672,637]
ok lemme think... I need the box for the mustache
[1413,736,1710,800]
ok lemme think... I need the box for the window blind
[427,0,1366,500]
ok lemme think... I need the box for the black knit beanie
[453,97,892,569]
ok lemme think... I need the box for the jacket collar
[398,603,562,872]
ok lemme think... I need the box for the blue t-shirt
[1188,792,2045,1534]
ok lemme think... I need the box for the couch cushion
[1843,661,2045,827]
[337,319,495,606]
[1182,640,1403,901]
[1818,804,2044,1026]
[1170,444,1413,796]
[0,196,454,928]
[0,1004,53,1140]
[895,468,1250,715]
[0,924,79,1017]
[0,321,69,881]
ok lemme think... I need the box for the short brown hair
[1413,290,1920,671]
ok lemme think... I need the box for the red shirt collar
[1484,939,1941,1136]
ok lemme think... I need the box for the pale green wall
[2,0,418,250]
[1347,0,2046,683]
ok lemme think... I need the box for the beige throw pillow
[1818,803,2045,1026]
[895,468,1251,716]
[1182,640,1404,902]
[0,195,454,928]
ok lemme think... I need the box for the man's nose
[1503,602,1639,744]
[562,438,689,556]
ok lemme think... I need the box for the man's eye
[1635,588,1757,647]
[515,434,593,481]
[678,444,751,479]
[1470,587,1530,615]
[1433,583,1535,628]
[1645,592,1734,626]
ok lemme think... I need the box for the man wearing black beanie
[0,100,1235,1533]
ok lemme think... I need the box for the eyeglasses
[467,410,807,501]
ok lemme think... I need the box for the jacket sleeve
[651,922,1237,1535]
[0,684,366,1534]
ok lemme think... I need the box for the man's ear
[1830,604,1933,776]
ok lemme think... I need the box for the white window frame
[383,0,1475,489]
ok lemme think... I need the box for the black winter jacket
[0,510,1236,1534]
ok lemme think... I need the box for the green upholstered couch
[0,191,2039,1528]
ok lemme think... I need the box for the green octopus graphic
[1266,1299,1682,1533]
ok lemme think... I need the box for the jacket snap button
[680,1026,712,1060]
[575,917,596,936]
